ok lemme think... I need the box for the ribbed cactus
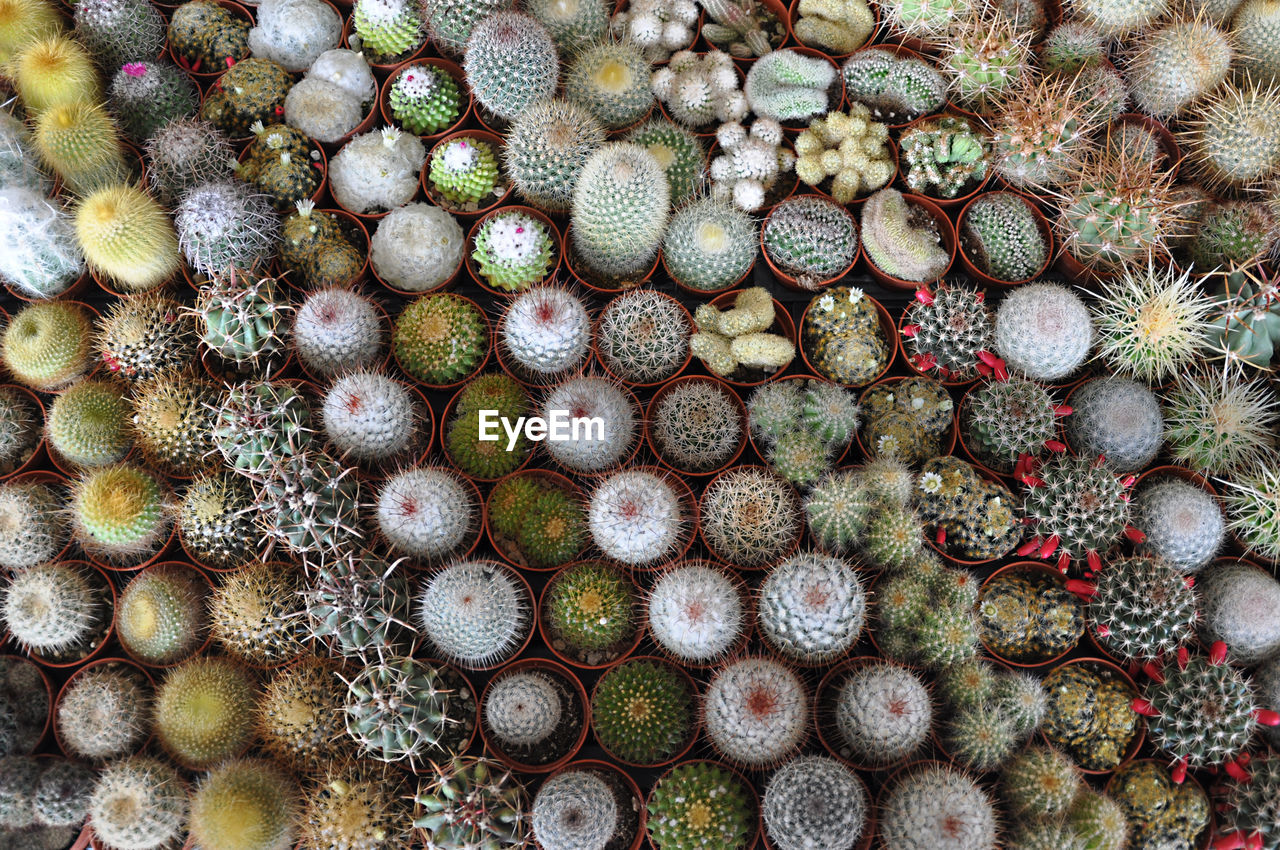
[861,188,950,283]
[131,376,218,476]
[416,560,530,669]
[993,282,1093,382]
[178,470,258,570]
[188,758,299,850]
[343,655,476,765]
[108,61,199,142]
[545,560,636,655]
[960,193,1047,283]
[596,290,689,383]
[1198,560,1280,666]
[1001,745,1081,819]
[87,757,188,850]
[414,756,529,850]
[1140,650,1259,768]
[1223,465,1280,563]
[75,182,181,293]
[700,466,802,567]
[763,195,858,283]
[570,142,671,281]
[71,463,170,566]
[0,186,85,299]
[703,656,807,768]
[0,479,68,571]
[208,560,307,666]
[1066,377,1163,473]
[177,181,279,277]
[592,657,693,764]
[646,761,754,850]
[463,12,559,122]
[393,293,488,385]
[1021,454,1130,570]
[154,656,257,768]
[503,98,606,212]
[645,561,747,664]
[33,102,127,195]
[255,450,362,556]
[96,292,197,382]
[423,0,511,53]
[304,551,411,658]
[351,0,424,59]
[835,661,931,765]
[427,136,500,208]
[937,10,1031,113]
[1,561,105,660]
[44,379,129,467]
[387,63,462,136]
[880,764,997,850]
[213,380,313,476]
[564,40,654,130]
[757,551,865,663]
[471,209,555,292]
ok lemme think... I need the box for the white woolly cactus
[646,561,747,663]
[835,661,932,766]
[1132,477,1225,573]
[993,282,1094,382]
[248,0,341,72]
[370,203,465,292]
[758,551,866,664]
[703,656,808,768]
[284,79,365,145]
[1,562,104,658]
[651,49,748,128]
[321,370,420,464]
[0,480,68,572]
[762,756,868,850]
[611,0,699,61]
[540,377,638,473]
[745,48,837,122]
[531,769,620,850]
[708,117,795,212]
[589,469,685,567]
[880,764,998,850]
[376,467,477,562]
[1066,377,1163,473]
[87,757,188,850]
[499,285,592,378]
[416,560,530,669]
[0,187,84,299]
[484,669,564,749]
[293,287,385,379]
[330,127,426,215]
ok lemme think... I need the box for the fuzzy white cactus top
[486,213,542,263]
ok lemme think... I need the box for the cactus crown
[1144,651,1258,768]
[414,756,529,849]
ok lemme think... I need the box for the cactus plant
[70,464,170,566]
[1180,77,1280,189]
[167,0,250,72]
[31,758,94,829]
[95,292,197,382]
[596,290,690,383]
[1164,370,1280,477]
[703,655,807,768]
[343,655,476,766]
[0,388,38,479]
[131,376,218,476]
[570,142,671,282]
[646,761,754,850]
[427,136,502,208]
[482,667,575,759]
[320,370,421,465]
[545,560,637,659]
[1066,377,1163,473]
[861,188,950,283]
[144,117,235,206]
[212,380,313,475]
[331,128,426,216]
[471,209,555,293]
[178,471,258,571]
[564,40,654,130]
[649,380,742,473]
[993,282,1093,382]
[792,105,894,203]
[707,117,795,213]
[804,470,873,554]
[1021,454,1132,571]
[388,63,462,135]
[199,56,294,139]
[1086,555,1197,662]
[1000,745,1081,819]
[256,656,350,771]
[393,293,488,386]
[762,195,858,283]
[1127,19,1232,117]
[108,61,200,142]
[841,48,946,123]
[177,181,279,278]
[154,656,256,768]
[900,283,993,381]
[33,101,127,196]
[1,561,107,661]
[960,193,1047,283]
[1131,476,1224,573]
[1232,0,1280,80]
[588,469,685,567]
[761,756,866,850]
[700,466,802,567]
[531,767,633,850]
[1214,748,1280,850]
[661,197,756,293]
[299,764,410,850]
[236,123,323,211]
[208,560,307,666]
[1206,268,1280,369]
[624,118,705,205]
[645,561,746,664]
[44,379,130,468]
[503,98,606,212]
[87,757,188,850]
[592,658,693,764]
[801,285,892,386]
[416,560,530,669]
[463,12,559,122]
[413,756,529,850]
[375,467,476,562]
[744,48,836,122]
[1040,662,1139,771]
[303,551,410,658]
[834,661,932,765]
[962,377,1057,474]
[498,285,591,377]
[351,0,424,59]
[288,286,379,374]
[540,377,638,474]
[0,186,85,300]
[1198,560,1280,666]
[2,300,94,392]
[11,35,101,115]
[1140,650,1260,769]
[75,182,181,294]
[255,450,362,557]
[900,115,987,199]
[188,758,299,850]
[757,551,865,663]
[116,563,208,666]
[0,480,68,571]
[879,764,997,850]
[1222,463,1280,563]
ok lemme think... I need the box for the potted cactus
[540,560,643,668]
[692,288,798,387]
[424,131,510,215]
[380,58,469,141]
[798,285,895,387]
[590,656,698,767]
[479,657,589,773]
[645,376,748,476]
[532,760,645,850]
[646,759,758,850]
[465,206,560,294]
[53,657,153,762]
[977,562,1085,667]
[2,560,115,669]
[761,195,859,290]
[899,113,990,205]
[815,656,933,770]
[958,191,1053,286]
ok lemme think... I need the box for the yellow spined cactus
[11,34,100,114]
[794,0,875,53]
[0,0,60,67]
[33,101,126,194]
[75,184,181,292]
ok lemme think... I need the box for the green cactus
[840,49,946,123]
[646,761,754,850]
[1,300,93,391]
[213,380,314,475]
[763,195,858,282]
[32,101,128,195]
[1021,454,1131,570]
[428,136,501,207]
[394,293,488,385]
[472,209,554,292]
[154,656,256,768]
[95,292,198,382]
[352,0,425,60]
[545,561,636,655]
[625,120,705,206]
[256,450,362,557]
[570,141,670,282]
[661,197,756,292]
[414,756,529,850]
[108,61,199,142]
[962,377,1056,474]
[1207,268,1280,369]
[167,0,250,73]
[1142,651,1259,769]
[46,379,131,467]
[116,562,208,666]
[188,758,299,850]
[1216,749,1280,850]
[463,12,559,122]
[591,658,693,764]
[503,97,606,212]
[565,40,654,130]
[1191,200,1279,270]
[177,470,257,570]
[1001,745,1082,818]
[303,550,412,658]
[900,115,988,199]
[388,63,462,136]
[939,10,1032,114]
[343,656,476,765]
[960,192,1048,282]
[195,270,289,373]
[1182,78,1280,190]
[199,56,294,139]
[71,463,170,566]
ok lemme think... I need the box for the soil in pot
[483,663,586,769]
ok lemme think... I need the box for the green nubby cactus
[213,380,314,476]
[388,64,462,136]
[304,551,412,659]
[428,136,500,207]
[625,120,705,206]
[960,193,1047,282]
[394,293,488,385]
[352,0,425,60]
[545,561,636,654]
[900,115,988,199]
[763,195,858,282]
[255,450,362,557]
[188,758,299,850]
[744,49,836,123]
[414,756,528,850]
[592,659,693,765]
[472,209,554,292]
[901,283,992,382]
[344,656,476,766]
[841,49,946,123]
[647,761,754,850]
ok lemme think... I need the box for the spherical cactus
[498,284,591,377]
[762,755,867,850]
[545,560,637,657]
[74,182,181,293]
[531,767,628,850]
[1127,19,1232,117]
[1000,745,1081,819]
[255,450,363,556]
[32,758,95,829]
[0,186,85,300]
[256,656,350,771]
[564,40,654,130]
[763,194,859,284]
[703,655,808,768]
[942,701,1020,772]
[880,764,997,850]
[45,378,131,468]
[961,376,1057,474]
[1021,454,1130,570]
[645,560,747,664]
[0,390,37,480]
[471,209,556,293]
[1066,377,1163,474]
[413,756,530,850]
[375,466,476,562]
[1131,477,1224,573]
[299,764,410,850]
[1164,372,1280,477]
[416,559,530,669]
[213,380,314,476]
[993,282,1093,382]
[131,376,219,476]
[0,479,68,571]
[757,551,865,663]
[1180,78,1280,189]
[503,98,606,212]
[588,469,685,567]
[11,35,101,115]
[1232,0,1280,80]
[540,377,639,474]
[834,661,932,766]
[116,563,209,666]
[177,181,280,277]
[96,291,198,382]
[804,470,875,555]
[70,464,170,566]
[144,117,235,207]
[304,552,408,655]
[178,471,258,571]
[1216,749,1280,850]
[646,760,754,850]
[525,0,606,46]
[901,282,994,380]
[1198,560,1280,665]
[960,193,1048,282]
[33,101,127,195]
[661,197,756,292]
[591,657,694,764]
[1141,650,1259,769]
[1222,465,1280,563]
[208,560,306,667]
[596,290,690,384]
[56,662,151,762]
[108,61,200,142]
[625,119,705,205]
[2,300,94,391]
[463,12,559,122]
[701,466,802,567]
[87,757,188,850]
[1,561,105,664]
[0,3,64,79]
[426,136,500,208]
[154,656,257,768]
[1064,0,1168,36]
[1087,555,1197,662]
[570,142,671,281]
[482,668,570,757]
[937,9,1032,113]
[291,287,384,379]
[649,378,743,473]
[320,370,420,465]
[343,655,476,766]
[387,62,462,135]
[188,758,299,850]
[393,293,488,386]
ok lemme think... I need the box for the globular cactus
[108,61,200,142]
[46,378,131,467]
[321,370,421,465]
[1,561,105,660]
[591,658,694,764]
[0,753,41,829]
[791,105,894,203]
[0,186,85,299]
[707,117,794,213]
[1131,476,1224,573]
[1001,745,1081,819]
[876,0,969,40]
[801,284,892,386]
[901,283,993,381]
[144,117,235,207]
[804,470,874,554]
[570,142,670,282]
[1109,760,1208,850]
[199,55,296,139]
[624,119,704,206]
[1021,454,1131,571]
[343,655,476,766]
[545,560,637,656]
[942,701,1020,772]
[1198,560,1280,666]
[304,550,411,658]
[757,551,865,663]
[531,768,628,850]
[835,661,932,765]
[387,63,462,135]
[960,193,1048,283]
[645,760,754,850]
[331,128,426,216]
[257,657,351,771]
[208,560,307,667]
[375,467,476,562]
[278,198,366,291]
[176,181,279,277]
[132,376,219,476]
[993,282,1093,382]
[167,0,250,73]
[471,209,555,293]
[744,48,835,123]
[154,656,257,768]
[841,48,946,123]
[188,758,299,850]
[498,285,591,377]
[0,479,68,571]
[291,287,384,379]
[351,0,424,59]
[1232,0,1280,81]
[213,380,313,476]
[596,290,689,383]
[255,450,363,557]
[762,194,858,283]
[1189,200,1280,269]
[299,765,411,850]
[879,764,997,850]
[703,655,808,768]
[1215,749,1280,850]
[1090,264,1214,385]
[962,377,1057,474]
[861,188,950,283]
[75,183,181,294]
[11,35,101,115]
[900,114,987,200]
[540,377,638,474]
[1223,464,1280,564]
[70,463,170,566]
[700,466,802,568]
[393,293,488,386]
[414,756,529,850]
[1127,19,1232,117]
[31,757,94,830]
[987,75,1098,192]
[463,12,559,123]
[96,292,198,382]
[762,756,866,850]
[564,40,653,130]
[483,668,570,756]
[33,102,127,195]
[236,122,323,212]
[503,98,606,212]
[1181,78,1280,190]
[87,757,188,850]
[645,561,747,664]
[1066,377,1163,473]
[1165,371,1279,478]
[416,559,530,669]
[1087,555,1197,662]
[661,197,756,292]
[178,470,259,570]
[1207,269,1280,370]
[1064,0,1168,37]
[588,469,685,567]
[936,10,1031,113]
[650,380,742,472]
[116,563,208,666]
[195,270,290,372]
[1138,649,1260,769]
[0,2,63,74]
[0,389,37,478]
[427,136,500,208]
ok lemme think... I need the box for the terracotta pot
[896,294,987,387]
[644,375,748,476]
[898,113,992,209]
[588,465,699,572]
[464,206,563,297]
[0,384,46,481]
[862,193,956,290]
[645,759,758,850]
[167,0,254,81]
[24,560,117,670]
[697,464,804,570]
[390,293,492,390]
[340,12,429,71]
[840,44,941,128]
[590,655,701,768]
[642,559,755,670]
[924,462,1021,567]
[0,654,53,754]
[592,291,695,387]
[485,468,586,571]
[438,381,535,484]
[956,190,1055,287]
[115,562,214,669]
[702,291,798,387]
[379,58,472,145]
[52,656,155,761]
[479,656,590,775]
[1132,464,1217,497]
[422,130,513,218]
[1105,759,1215,850]
[744,373,856,468]
[3,269,92,303]
[6,470,74,565]
[539,561,646,669]
[562,226,663,295]
[1040,657,1146,776]
[853,375,959,460]
[797,289,896,388]
[1114,113,1182,174]
[977,561,1085,668]
[785,0,877,59]
[814,655,926,773]
[760,194,862,290]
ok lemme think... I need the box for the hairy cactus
[661,197,755,292]
[70,464,170,566]
[880,764,997,850]
[762,194,858,283]
[762,756,865,850]
[592,657,694,764]
[188,758,299,850]
[1198,561,1280,666]
[208,560,306,666]
[154,656,256,768]
[648,378,743,473]
[540,377,638,474]
[1,300,93,391]
[55,664,148,762]
[75,182,181,294]
[177,181,279,278]
[471,209,555,293]
[650,50,745,129]
[463,12,559,122]
[11,35,101,115]
[646,760,754,850]
[596,291,689,384]
[861,188,950,283]
[1066,377,1163,473]
[414,756,529,850]
[416,560,529,669]
[645,561,746,664]
[32,758,94,829]
[0,186,84,299]
[108,61,200,142]
[1140,650,1260,769]
[1223,464,1280,563]
[1127,19,1231,117]
[87,757,187,850]
[0,480,68,571]
[374,467,474,562]
[570,142,670,282]
[131,376,218,476]
[993,282,1093,382]
[290,289,382,378]
[588,469,685,567]
[299,764,410,850]
[564,40,653,130]
[700,466,802,568]
[32,101,127,197]
[344,655,476,766]
[1181,78,1280,189]
[503,98,606,212]
[1167,374,1278,481]
[321,370,421,465]
[703,656,807,768]
[44,378,129,468]
[1001,745,1081,819]
[1021,454,1131,570]
[255,656,349,772]
[1131,476,1224,573]
[483,668,571,756]
[707,117,794,213]
[962,377,1057,474]
[531,767,631,850]
[757,551,865,663]
[144,117,235,207]
[95,292,197,383]
[2,561,105,661]
[835,661,931,765]
[498,285,591,378]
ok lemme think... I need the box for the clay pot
[478,656,590,774]
[379,58,472,144]
[592,291,695,387]
[422,130,513,218]
[438,382,536,484]
[167,0,254,82]
[539,561,646,669]
[760,194,862,290]
[785,0,877,59]
[24,561,117,670]
[797,289,897,388]
[464,205,563,297]
[115,562,214,669]
[589,655,701,769]
[1132,464,1217,497]
[644,375,749,476]
[390,293,492,390]
[898,113,992,209]
[862,193,956,290]
[645,759,758,850]
[485,468,585,571]
[562,227,663,295]
[956,190,1055,287]
[1040,657,1146,776]
[4,270,92,304]
[814,655,926,773]
[701,291,798,387]
[977,561,1085,668]
[697,464,804,570]
[275,208,370,292]
[0,654,53,754]
[0,384,46,481]
[52,656,154,761]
